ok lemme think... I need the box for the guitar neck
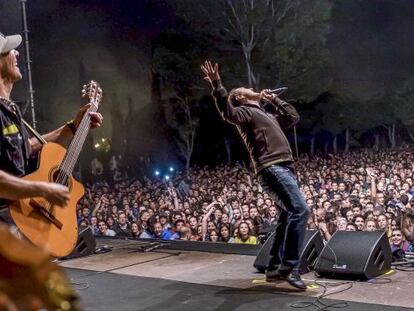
[59,105,97,177]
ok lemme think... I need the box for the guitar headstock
[81,80,103,109]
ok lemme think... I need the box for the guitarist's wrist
[65,120,77,135]
[29,181,45,198]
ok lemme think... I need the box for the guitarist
[0,32,103,225]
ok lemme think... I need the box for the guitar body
[10,143,84,257]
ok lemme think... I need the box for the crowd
[77,149,414,253]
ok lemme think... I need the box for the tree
[390,76,414,143]
[152,26,206,168]
[163,95,199,169]
[171,0,332,101]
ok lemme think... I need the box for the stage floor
[60,239,414,311]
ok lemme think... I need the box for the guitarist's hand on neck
[29,103,103,153]
[73,103,103,130]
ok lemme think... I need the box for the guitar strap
[6,101,47,145]
[21,118,47,145]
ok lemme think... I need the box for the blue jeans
[257,164,310,272]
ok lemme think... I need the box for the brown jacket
[212,81,299,173]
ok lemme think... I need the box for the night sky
[1,0,414,162]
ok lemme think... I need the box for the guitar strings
[56,84,100,183]
[59,83,100,178]
[44,82,101,214]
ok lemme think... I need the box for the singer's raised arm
[201,61,251,125]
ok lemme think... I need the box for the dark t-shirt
[115,224,132,237]
[0,99,31,208]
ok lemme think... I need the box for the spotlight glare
[155,170,160,176]
[165,175,170,180]
[169,167,174,172]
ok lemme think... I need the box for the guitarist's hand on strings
[73,104,103,130]
[37,182,70,207]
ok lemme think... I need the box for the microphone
[266,87,288,96]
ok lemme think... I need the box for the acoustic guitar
[10,81,103,257]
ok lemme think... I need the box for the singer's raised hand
[201,60,221,87]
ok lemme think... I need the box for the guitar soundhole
[51,169,71,188]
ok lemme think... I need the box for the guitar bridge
[29,199,63,230]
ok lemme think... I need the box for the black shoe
[265,269,282,282]
[285,270,307,290]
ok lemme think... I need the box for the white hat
[0,32,22,54]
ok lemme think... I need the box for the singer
[201,60,310,290]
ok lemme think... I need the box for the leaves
[390,76,414,127]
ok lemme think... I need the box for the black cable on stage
[395,266,414,272]
[367,277,392,284]
[289,279,353,311]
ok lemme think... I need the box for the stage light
[94,138,111,152]
[165,175,170,181]
[169,167,174,172]
[155,170,160,176]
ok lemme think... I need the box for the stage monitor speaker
[254,230,324,274]
[314,231,392,280]
[61,227,96,260]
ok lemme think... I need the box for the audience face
[207,221,216,232]
[346,210,354,222]
[210,230,219,242]
[346,224,357,231]
[220,226,230,239]
[365,220,377,232]
[118,213,127,225]
[268,206,277,218]
[221,213,229,224]
[249,207,259,219]
[352,206,361,214]
[376,193,385,205]
[131,223,140,235]
[238,223,249,238]
[337,218,347,231]
[242,207,250,219]
[189,217,198,229]
[98,221,108,234]
[391,219,399,231]
[175,220,185,231]
[391,230,404,247]
[233,209,241,220]
[214,209,223,221]
[377,215,388,230]
[141,211,150,223]
[354,216,365,230]
[107,217,114,227]
[90,216,98,226]
[153,222,163,237]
